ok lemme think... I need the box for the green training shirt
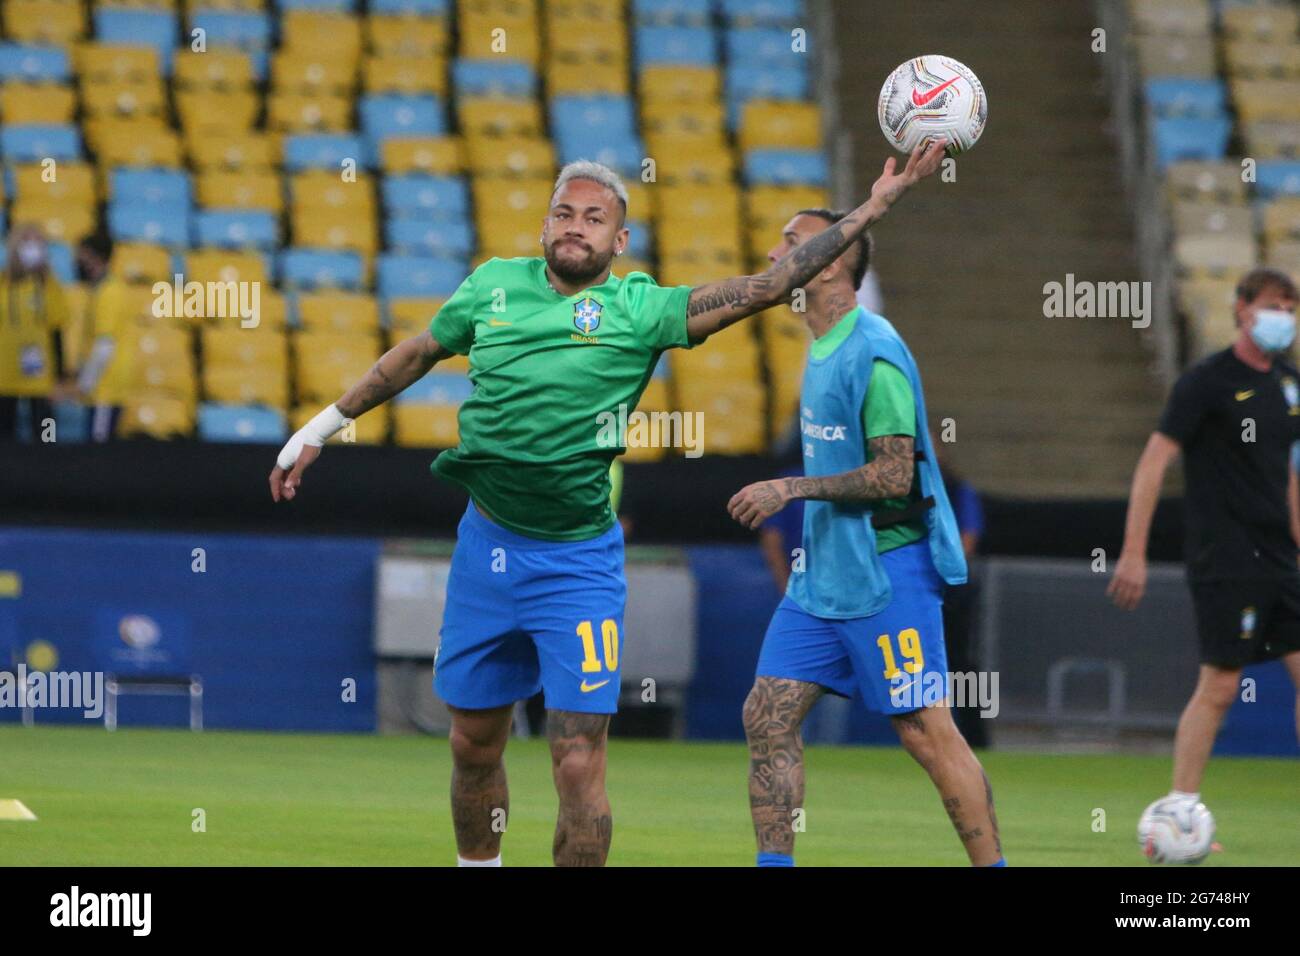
[429,257,692,541]
[809,308,927,553]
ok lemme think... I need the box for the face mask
[16,241,44,270]
[1250,309,1296,353]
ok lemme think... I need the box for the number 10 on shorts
[577,619,620,673]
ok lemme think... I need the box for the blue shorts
[756,540,949,715]
[434,502,626,714]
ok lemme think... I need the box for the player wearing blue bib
[729,209,1004,867]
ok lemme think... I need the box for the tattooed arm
[727,435,915,530]
[336,330,452,419]
[684,139,947,344]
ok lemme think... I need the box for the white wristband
[277,404,347,469]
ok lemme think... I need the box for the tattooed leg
[548,710,613,867]
[448,704,513,860]
[742,677,825,855]
[891,704,1002,865]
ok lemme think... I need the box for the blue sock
[757,851,794,867]
[985,857,1007,867]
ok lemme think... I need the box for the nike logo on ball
[912,77,959,107]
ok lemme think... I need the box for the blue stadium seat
[551,96,638,140]
[632,0,712,26]
[360,95,446,164]
[370,0,449,12]
[376,254,467,298]
[0,124,80,162]
[190,10,272,48]
[108,203,191,246]
[46,242,75,284]
[452,60,536,98]
[726,63,809,107]
[397,371,472,404]
[625,222,652,259]
[284,134,366,171]
[193,210,279,250]
[635,27,716,66]
[0,43,70,82]
[94,9,180,74]
[111,169,193,207]
[279,249,366,290]
[1151,117,1231,170]
[724,27,804,67]
[381,175,470,219]
[198,404,288,443]
[651,352,669,378]
[744,149,828,186]
[555,136,645,176]
[1145,78,1226,119]
[276,0,357,10]
[719,0,803,25]
[385,219,475,257]
[1256,162,1300,199]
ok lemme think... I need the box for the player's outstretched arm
[727,436,915,529]
[269,330,453,502]
[684,139,948,344]
[1107,431,1181,610]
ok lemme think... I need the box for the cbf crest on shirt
[574,296,603,336]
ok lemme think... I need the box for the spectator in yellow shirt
[74,234,134,442]
[0,225,69,441]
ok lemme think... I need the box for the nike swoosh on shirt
[488,319,512,327]
[1235,389,1255,401]
[912,77,960,107]
[890,679,917,697]
[580,679,610,693]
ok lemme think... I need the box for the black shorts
[1190,575,1300,668]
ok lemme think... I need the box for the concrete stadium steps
[831,0,1163,498]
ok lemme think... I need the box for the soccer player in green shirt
[270,142,947,866]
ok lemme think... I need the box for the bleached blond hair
[551,161,629,221]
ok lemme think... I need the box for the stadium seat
[633,0,712,27]
[197,170,284,212]
[0,83,77,124]
[744,149,828,187]
[376,254,466,298]
[452,59,535,98]
[283,133,366,171]
[0,123,80,162]
[197,403,288,442]
[110,242,172,284]
[3,0,86,46]
[1170,200,1253,239]
[1165,160,1247,202]
[719,0,802,27]
[193,210,280,250]
[1129,0,1214,37]
[1145,77,1226,118]
[296,291,381,333]
[119,395,195,438]
[385,219,474,257]
[1220,4,1299,42]
[279,249,366,290]
[1135,35,1216,78]
[109,203,191,247]
[634,27,715,65]
[382,175,470,219]
[1255,161,1300,199]
[364,53,447,95]
[0,43,71,83]
[173,48,256,90]
[381,137,464,175]
[392,402,459,446]
[397,370,471,405]
[94,9,180,75]
[1151,117,1232,169]
[366,16,448,57]
[1174,233,1258,276]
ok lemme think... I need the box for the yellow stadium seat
[1262,197,1300,243]
[0,83,76,124]
[184,249,269,287]
[201,327,290,407]
[547,28,627,65]
[1165,160,1248,202]
[381,136,464,174]
[364,54,447,95]
[81,78,166,118]
[76,44,159,82]
[644,141,735,183]
[187,130,277,171]
[392,403,459,447]
[471,176,550,218]
[1170,200,1253,239]
[639,66,721,102]
[197,170,283,212]
[294,331,382,402]
[1224,40,1300,80]
[202,326,288,367]
[282,11,363,59]
[671,381,767,454]
[11,197,95,245]
[4,0,85,45]
[272,50,358,94]
[13,162,95,205]
[291,210,379,255]
[652,184,742,222]
[390,297,443,336]
[1174,233,1258,277]
[739,100,823,152]
[366,15,449,57]
[110,242,172,284]
[746,185,831,227]
[1243,120,1300,160]
[548,0,622,19]
[297,292,381,334]
[119,394,195,438]
[202,365,289,408]
[292,403,389,444]
[613,257,654,278]
[1177,276,1239,323]
[659,260,738,287]
[291,170,378,215]
[1232,80,1300,123]
[1135,35,1216,77]
[130,326,197,396]
[1265,240,1300,274]
[547,61,628,96]
[640,99,725,137]
[459,97,543,138]
[181,0,263,10]
[267,91,352,132]
[1128,0,1213,36]
[88,119,183,167]
[174,48,256,89]
[176,89,260,133]
[459,9,540,64]
[466,137,555,177]
[1221,4,1299,42]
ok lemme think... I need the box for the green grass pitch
[2,726,1296,866]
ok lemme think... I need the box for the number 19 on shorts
[577,619,620,673]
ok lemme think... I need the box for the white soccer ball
[877,55,988,156]
[1137,796,1215,864]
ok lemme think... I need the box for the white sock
[1170,790,1200,803]
[458,854,502,867]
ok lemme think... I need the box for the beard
[544,237,614,284]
